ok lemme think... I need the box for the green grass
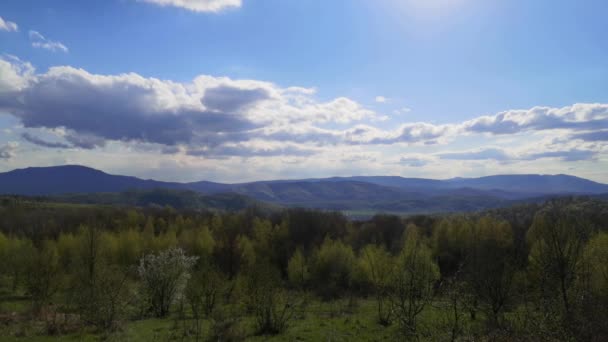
[0,298,493,342]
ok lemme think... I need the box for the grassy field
[0,294,495,341]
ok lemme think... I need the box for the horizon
[1,0,607,183]
[2,163,606,185]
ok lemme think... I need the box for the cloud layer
[0,56,606,180]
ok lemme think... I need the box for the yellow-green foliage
[311,237,356,299]
[357,244,393,290]
[584,232,608,296]
[287,248,309,288]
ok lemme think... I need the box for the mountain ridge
[1,165,607,214]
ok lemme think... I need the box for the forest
[0,196,607,341]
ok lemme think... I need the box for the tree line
[0,196,607,340]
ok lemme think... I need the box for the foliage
[357,244,394,325]
[137,248,198,317]
[389,226,440,339]
[310,237,356,300]
[464,217,515,327]
[244,260,295,335]
[287,248,309,289]
[0,196,607,340]
[24,241,60,313]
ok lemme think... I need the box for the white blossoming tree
[137,248,198,317]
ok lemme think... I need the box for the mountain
[0,165,183,195]
[316,174,608,197]
[1,165,607,214]
[442,174,608,195]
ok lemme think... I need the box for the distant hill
[49,189,276,212]
[442,174,608,195]
[1,165,607,214]
[0,165,183,195]
[318,174,608,196]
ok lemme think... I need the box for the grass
[0,276,493,342]
[0,297,495,341]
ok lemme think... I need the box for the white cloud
[1,56,607,182]
[437,144,601,163]
[0,56,380,156]
[461,104,608,134]
[137,0,242,13]
[438,148,512,161]
[375,96,388,103]
[29,30,68,53]
[0,16,18,32]
[393,107,412,115]
[0,55,34,92]
[0,142,18,159]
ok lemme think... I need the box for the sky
[0,0,607,183]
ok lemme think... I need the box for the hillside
[1,165,607,214]
[56,189,276,211]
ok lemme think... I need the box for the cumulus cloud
[137,0,241,13]
[29,30,68,53]
[1,56,607,166]
[203,86,271,112]
[462,104,608,134]
[366,123,452,145]
[0,142,18,159]
[0,16,18,32]
[0,56,381,157]
[0,55,34,92]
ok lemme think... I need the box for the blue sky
[1,0,607,182]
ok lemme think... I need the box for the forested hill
[1,165,607,214]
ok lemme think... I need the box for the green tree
[287,248,310,289]
[583,232,608,296]
[389,227,439,339]
[465,217,515,327]
[310,237,356,300]
[25,240,60,313]
[527,213,585,320]
[179,225,215,262]
[358,244,394,325]
[3,237,35,292]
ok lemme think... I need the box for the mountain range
[1,165,607,214]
